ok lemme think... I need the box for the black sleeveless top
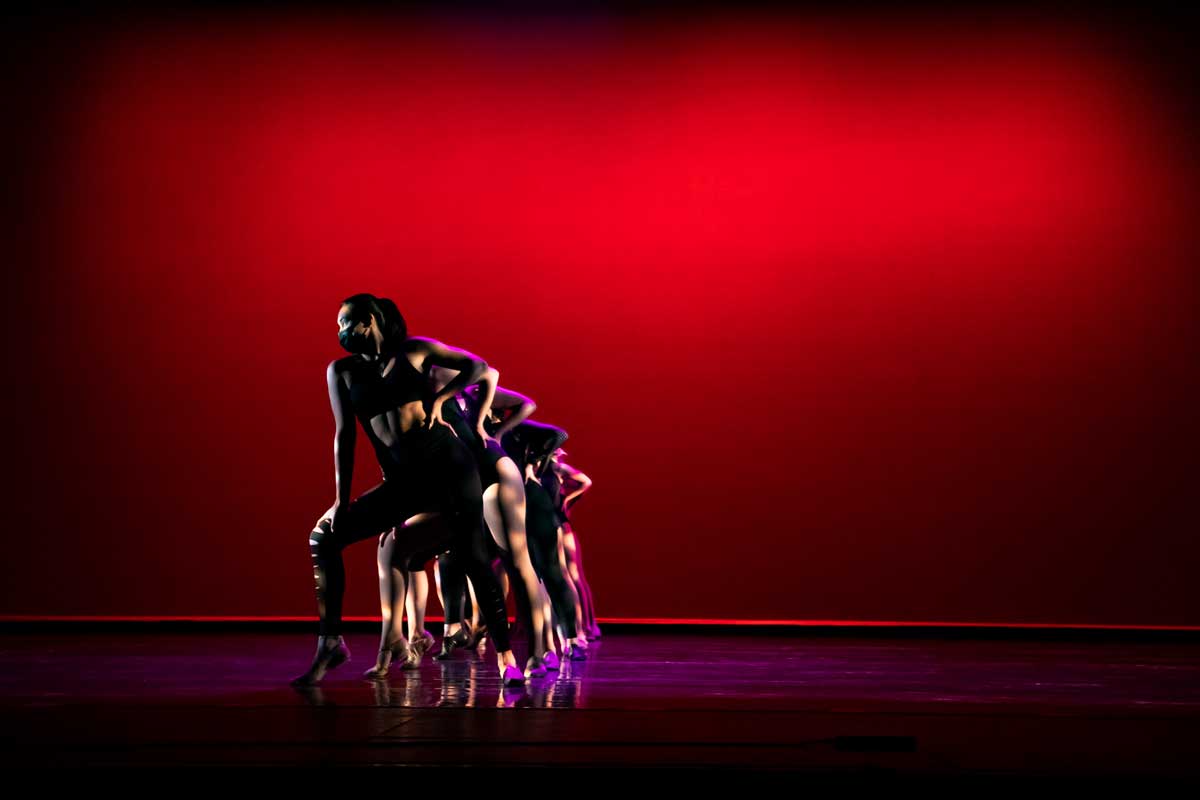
[542,467,566,517]
[348,354,429,424]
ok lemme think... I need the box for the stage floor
[3,631,1200,779]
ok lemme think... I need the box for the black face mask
[338,327,370,354]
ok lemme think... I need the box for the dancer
[548,450,599,638]
[504,421,588,662]
[428,367,552,677]
[294,293,523,686]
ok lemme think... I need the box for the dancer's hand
[425,396,451,430]
[478,425,501,449]
[330,503,349,535]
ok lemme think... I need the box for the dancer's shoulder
[326,355,360,380]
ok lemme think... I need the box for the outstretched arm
[429,363,499,428]
[489,385,537,439]
[559,464,592,511]
[469,367,501,437]
[409,337,487,428]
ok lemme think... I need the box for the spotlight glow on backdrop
[8,9,1199,624]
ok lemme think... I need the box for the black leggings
[525,477,577,640]
[307,424,511,651]
[435,519,501,631]
[441,533,542,656]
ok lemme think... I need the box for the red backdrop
[7,7,1199,624]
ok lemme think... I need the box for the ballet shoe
[403,646,423,670]
[412,629,436,652]
[542,651,561,671]
[565,643,588,662]
[501,664,526,687]
[588,624,602,639]
[466,623,488,650]
[291,637,351,687]
[363,638,409,680]
[524,656,548,678]
[435,625,472,661]
[405,630,435,669]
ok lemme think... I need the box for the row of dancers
[293,292,597,687]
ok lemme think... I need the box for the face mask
[339,327,370,354]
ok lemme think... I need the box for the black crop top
[348,354,429,423]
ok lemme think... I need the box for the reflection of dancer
[294,293,522,686]
[548,450,599,639]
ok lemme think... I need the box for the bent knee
[309,517,333,548]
